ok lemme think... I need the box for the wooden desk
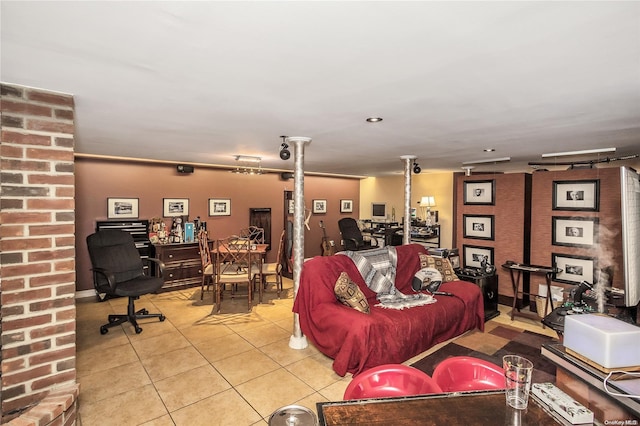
[317,391,562,425]
[502,262,561,322]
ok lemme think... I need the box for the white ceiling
[2,1,639,177]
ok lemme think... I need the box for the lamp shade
[420,196,436,207]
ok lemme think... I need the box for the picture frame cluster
[550,179,600,285]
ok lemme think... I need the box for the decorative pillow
[334,272,370,314]
[412,267,443,293]
[418,253,459,282]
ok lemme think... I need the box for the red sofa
[293,244,485,377]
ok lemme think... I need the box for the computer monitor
[371,203,386,221]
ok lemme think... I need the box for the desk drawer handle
[168,273,174,278]
[168,254,174,259]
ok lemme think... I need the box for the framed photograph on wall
[208,198,231,216]
[288,199,294,215]
[552,253,596,285]
[107,197,139,219]
[463,245,494,269]
[552,216,598,247]
[552,180,599,211]
[163,198,189,217]
[463,214,495,240]
[313,199,327,214]
[340,199,353,213]
[463,180,495,205]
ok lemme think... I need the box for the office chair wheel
[135,326,143,334]
[159,315,166,321]
[100,326,109,335]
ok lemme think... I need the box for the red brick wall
[1,83,77,421]
[530,168,624,297]
[455,173,531,298]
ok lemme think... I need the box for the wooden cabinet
[457,272,499,321]
[153,242,202,290]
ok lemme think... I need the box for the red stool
[343,364,442,400]
[432,356,505,392]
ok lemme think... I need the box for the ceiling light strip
[541,148,616,158]
[462,157,511,165]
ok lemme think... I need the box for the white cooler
[564,314,640,369]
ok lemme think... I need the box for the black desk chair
[338,218,379,251]
[86,229,166,334]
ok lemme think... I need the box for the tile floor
[75,278,554,426]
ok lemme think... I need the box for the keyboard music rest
[501,262,562,324]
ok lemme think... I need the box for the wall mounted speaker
[177,164,194,174]
[280,172,294,180]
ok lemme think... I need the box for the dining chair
[214,236,258,313]
[197,229,215,300]
[260,229,286,301]
[239,225,265,244]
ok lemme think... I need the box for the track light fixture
[413,161,421,174]
[279,136,291,160]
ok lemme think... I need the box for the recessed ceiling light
[366,117,383,123]
[484,148,495,152]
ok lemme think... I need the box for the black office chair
[86,229,166,334]
[338,218,379,251]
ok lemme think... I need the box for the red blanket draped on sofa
[293,244,485,376]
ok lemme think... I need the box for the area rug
[411,323,559,384]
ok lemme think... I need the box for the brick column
[1,83,78,424]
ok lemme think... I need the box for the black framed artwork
[463,214,495,240]
[313,199,327,214]
[208,198,231,216]
[552,253,596,285]
[552,216,598,247]
[107,197,139,219]
[552,180,599,212]
[463,244,494,269]
[163,198,189,217]
[463,180,495,205]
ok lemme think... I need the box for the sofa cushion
[334,272,370,314]
[418,253,459,282]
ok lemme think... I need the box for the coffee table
[317,390,565,425]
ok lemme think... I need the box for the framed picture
[463,180,495,205]
[288,199,294,215]
[463,244,494,269]
[463,214,495,240]
[552,216,598,247]
[163,198,189,217]
[340,199,353,213]
[313,199,327,214]
[107,197,139,219]
[552,253,596,285]
[552,180,599,211]
[208,198,231,216]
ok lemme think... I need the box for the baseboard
[75,289,95,300]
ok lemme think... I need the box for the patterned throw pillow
[418,253,459,282]
[412,267,443,293]
[334,272,370,314]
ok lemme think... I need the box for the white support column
[287,136,312,350]
[399,155,416,245]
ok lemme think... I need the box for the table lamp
[420,196,436,226]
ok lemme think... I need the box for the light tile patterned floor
[76,279,551,425]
